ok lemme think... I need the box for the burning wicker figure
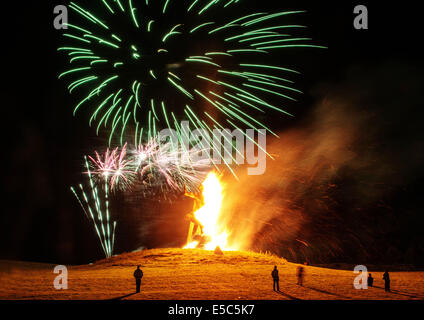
[183,173,231,251]
[184,185,209,248]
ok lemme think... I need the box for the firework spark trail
[70,157,117,258]
[59,0,325,151]
[85,155,112,256]
[71,185,107,255]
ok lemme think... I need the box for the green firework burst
[59,0,325,148]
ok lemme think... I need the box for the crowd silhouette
[126,264,416,300]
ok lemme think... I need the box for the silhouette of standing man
[134,265,143,293]
[296,266,304,286]
[367,273,374,287]
[271,266,279,291]
[383,271,390,292]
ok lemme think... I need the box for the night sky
[2,1,423,265]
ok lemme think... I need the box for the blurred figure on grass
[383,271,390,292]
[272,266,279,291]
[297,266,304,286]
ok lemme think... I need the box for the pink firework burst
[88,143,135,191]
[110,143,135,190]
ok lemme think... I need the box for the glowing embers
[184,172,232,251]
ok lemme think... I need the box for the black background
[2,1,423,265]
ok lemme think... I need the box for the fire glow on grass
[184,172,235,251]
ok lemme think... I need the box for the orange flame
[184,172,234,251]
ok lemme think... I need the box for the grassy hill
[1,248,423,300]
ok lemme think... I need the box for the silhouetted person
[367,273,374,287]
[271,266,279,291]
[134,265,143,293]
[296,266,304,286]
[383,271,390,292]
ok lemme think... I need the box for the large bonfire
[184,172,235,251]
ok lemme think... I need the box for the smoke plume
[222,61,424,265]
